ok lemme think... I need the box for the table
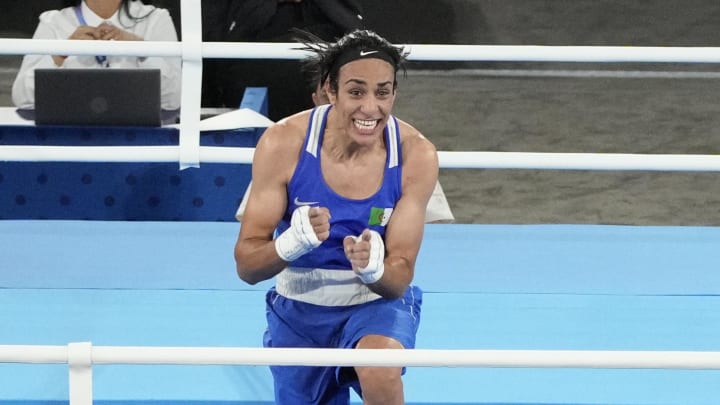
[0,88,268,221]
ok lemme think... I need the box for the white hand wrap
[275,205,321,262]
[355,230,385,284]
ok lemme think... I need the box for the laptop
[33,68,162,127]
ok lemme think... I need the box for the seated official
[12,0,181,111]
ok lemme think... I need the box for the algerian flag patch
[368,207,393,226]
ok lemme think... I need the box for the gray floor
[3,1,720,225]
[392,70,720,225]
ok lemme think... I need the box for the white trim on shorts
[275,266,383,306]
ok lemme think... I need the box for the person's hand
[68,25,99,40]
[274,206,330,261]
[344,229,385,284]
[53,26,98,64]
[54,23,143,65]
[96,22,142,41]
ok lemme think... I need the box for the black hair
[63,0,156,28]
[296,29,409,93]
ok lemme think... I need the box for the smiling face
[327,58,397,145]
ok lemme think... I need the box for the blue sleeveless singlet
[274,104,403,306]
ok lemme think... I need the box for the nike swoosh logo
[359,50,378,56]
[294,197,319,206]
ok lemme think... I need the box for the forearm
[234,238,288,285]
[366,255,413,299]
[346,229,415,299]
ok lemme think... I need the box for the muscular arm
[234,123,297,284]
[233,116,335,284]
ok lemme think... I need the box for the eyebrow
[343,79,393,87]
[344,78,367,86]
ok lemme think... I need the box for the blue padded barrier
[0,87,269,221]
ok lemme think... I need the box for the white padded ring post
[178,0,203,170]
[67,341,93,405]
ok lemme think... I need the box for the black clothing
[202,0,363,121]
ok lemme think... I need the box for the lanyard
[73,6,108,67]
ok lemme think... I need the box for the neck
[84,0,123,19]
[323,129,385,163]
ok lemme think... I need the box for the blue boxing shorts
[262,285,423,405]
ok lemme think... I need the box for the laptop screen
[34,68,162,127]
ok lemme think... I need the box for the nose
[360,95,379,114]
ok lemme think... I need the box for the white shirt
[12,0,182,110]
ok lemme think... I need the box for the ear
[327,93,337,105]
[325,82,337,104]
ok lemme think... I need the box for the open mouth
[353,118,379,133]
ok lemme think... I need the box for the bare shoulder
[255,110,312,160]
[395,117,438,166]
[251,110,313,186]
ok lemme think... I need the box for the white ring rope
[4,343,719,405]
[2,146,720,171]
[0,145,255,164]
[2,38,720,170]
[412,68,720,80]
[2,344,720,370]
[3,39,720,63]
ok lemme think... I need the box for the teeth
[354,119,377,130]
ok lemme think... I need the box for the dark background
[5,1,720,45]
